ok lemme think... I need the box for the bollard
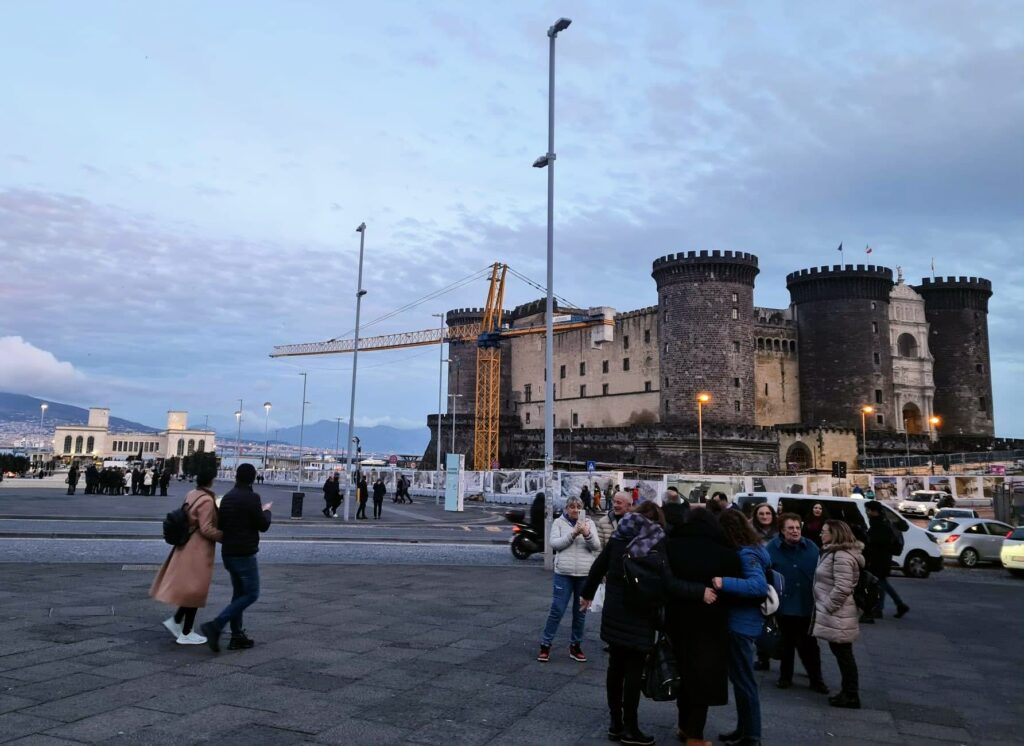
[290,492,304,519]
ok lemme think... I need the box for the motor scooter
[503,509,544,560]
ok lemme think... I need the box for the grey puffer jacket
[596,512,621,546]
[550,514,601,576]
[812,541,865,644]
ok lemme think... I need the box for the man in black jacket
[201,464,272,652]
[863,501,909,621]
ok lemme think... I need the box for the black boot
[895,603,910,618]
[607,711,623,741]
[828,691,861,709]
[619,726,655,746]
[718,729,741,743]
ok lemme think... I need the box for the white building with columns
[53,408,215,461]
[888,276,937,436]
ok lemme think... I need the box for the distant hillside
[0,392,158,433]
[237,418,429,456]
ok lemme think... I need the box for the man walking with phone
[201,464,272,653]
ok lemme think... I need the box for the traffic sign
[586,460,596,472]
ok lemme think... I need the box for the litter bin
[290,492,304,519]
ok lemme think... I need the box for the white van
[731,491,944,579]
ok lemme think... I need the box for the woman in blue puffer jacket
[712,509,770,746]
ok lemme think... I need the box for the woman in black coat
[582,505,666,746]
[662,508,743,743]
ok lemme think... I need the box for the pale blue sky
[2,1,1021,437]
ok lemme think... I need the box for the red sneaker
[569,643,587,662]
[537,645,550,663]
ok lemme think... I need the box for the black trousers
[373,498,383,518]
[778,615,823,684]
[828,642,859,696]
[356,500,367,518]
[174,606,197,634]
[607,645,645,728]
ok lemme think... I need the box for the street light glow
[929,415,941,426]
[697,392,711,403]
[862,405,874,414]
[264,401,272,413]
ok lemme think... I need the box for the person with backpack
[863,500,909,620]
[580,503,666,746]
[150,464,222,645]
[712,510,770,746]
[537,496,600,664]
[200,464,272,653]
[813,520,865,709]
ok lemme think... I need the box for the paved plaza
[0,557,1020,745]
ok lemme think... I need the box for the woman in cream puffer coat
[813,520,865,709]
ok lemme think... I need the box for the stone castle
[423,251,994,472]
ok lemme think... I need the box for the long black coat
[662,517,743,706]
[582,537,664,652]
[864,514,895,578]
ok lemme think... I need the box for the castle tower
[652,250,759,426]
[444,308,485,417]
[786,264,895,430]
[912,276,994,436]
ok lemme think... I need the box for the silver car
[929,517,1015,567]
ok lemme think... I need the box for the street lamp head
[263,402,272,412]
[862,405,874,414]
[234,411,242,420]
[696,392,711,404]
[40,403,48,411]
[532,154,551,168]
[355,222,366,233]
[548,17,572,36]
[929,415,942,427]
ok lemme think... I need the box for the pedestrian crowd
[535,488,907,746]
[65,462,172,496]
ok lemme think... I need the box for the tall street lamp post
[234,399,243,471]
[434,312,446,505]
[334,417,343,467]
[860,405,874,468]
[297,373,308,491]
[343,222,368,522]
[697,393,711,473]
[263,402,272,478]
[533,15,571,571]
[928,415,941,474]
[448,393,463,453]
[40,402,48,429]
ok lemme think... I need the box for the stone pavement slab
[0,561,1020,744]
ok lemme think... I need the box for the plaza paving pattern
[0,562,1021,745]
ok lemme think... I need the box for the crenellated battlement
[786,264,893,283]
[787,264,894,304]
[916,276,992,291]
[652,250,760,288]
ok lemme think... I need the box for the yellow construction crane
[270,262,614,469]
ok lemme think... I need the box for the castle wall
[777,426,859,472]
[510,306,660,430]
[754,308,801,426]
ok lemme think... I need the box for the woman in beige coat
[150,467,223,645]
[813,519,865,709]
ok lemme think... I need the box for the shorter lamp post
[263,402,272,477]
[40,402,48,429]
[697,393,711,473]
[928,415,942,474]
[860,405,874,468]
[234,400,243,470]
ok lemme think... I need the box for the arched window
[757,338,764,350]
[86,436,95,453]
[902,402,923,434]
[74,436,83,454]
[790,340,797,354]
[897,333,918,358]
[63,436,72,454]
[785,442,813,471]
[197,439,205,452]
[773,339,781,351]
[187,439,195,455]
[176,440,185,456]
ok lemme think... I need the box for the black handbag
[756,614,783,660]
[642,632,680,701]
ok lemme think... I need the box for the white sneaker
[176,631,208,645]
[163,617,183,638]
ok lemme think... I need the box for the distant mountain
[0,392,158,433]
[236,418,429,456]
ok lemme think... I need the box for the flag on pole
[837,242,843,253]
[865,245,873,254]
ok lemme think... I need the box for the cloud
[0,336,89,399]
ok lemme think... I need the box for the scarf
[613,513,665,558]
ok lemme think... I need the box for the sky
[2,0,1022,437]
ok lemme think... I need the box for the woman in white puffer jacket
[536,497,601,663]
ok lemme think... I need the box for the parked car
[898,490,955,518]
[934,508,980,520]
[732,491,942,578]
[929,517,1015,567]
[1001,526,1024,577]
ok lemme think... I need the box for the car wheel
[959,548,980,568]
[903,551,930,579]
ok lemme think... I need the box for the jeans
[877,576,904,612]
[778,615,823,684]
[540,574,587,646]
[212,555,260,635]
[607,645,645,729]
[727,632,761,740]
[829,642,859,696]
